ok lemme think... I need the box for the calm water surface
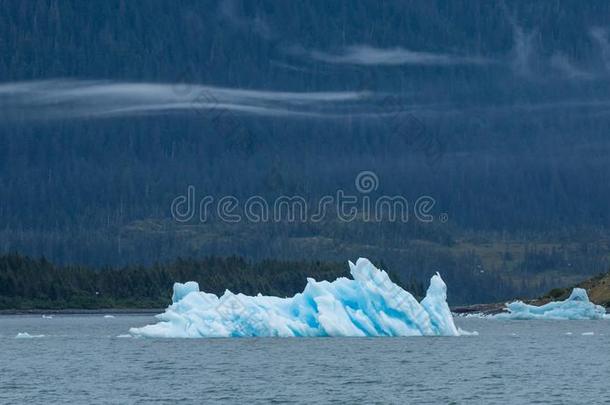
[0,315,609,404]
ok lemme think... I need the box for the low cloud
[304,45,492,66]
[219,0,273,40]
[509,25,537,78]
[2,78,609,124]
[590,27,610,71]
[0,80,372,121]
[550,53,595,80]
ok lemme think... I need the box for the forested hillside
[2,1,610,303]
[0,253,423,309]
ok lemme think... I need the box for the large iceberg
[495,288,607,320]
[129,258,461,337]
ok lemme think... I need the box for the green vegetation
[73,220,610,304]
[546,288,568,300]
[0,253,420,310]
[572,272,610,307]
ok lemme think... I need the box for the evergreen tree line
[0,253,423,310]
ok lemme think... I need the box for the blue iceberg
[495,288,607,320]
[129,258,461,337]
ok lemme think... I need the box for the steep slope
[544,272,610,307]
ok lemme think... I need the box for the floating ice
[103,315,115,319]
[129,258,462,338]
[15,332,45,339]
[457,328,479,336]
[455,312,491,319]
[495,288,607,320]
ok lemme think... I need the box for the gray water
[0,315,609,404]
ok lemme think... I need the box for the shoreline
[450,303,506,316]
[0,304,506,316]
[2,301,607,317]
[0,308,163,316]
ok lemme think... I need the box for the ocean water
[0,315,609,404]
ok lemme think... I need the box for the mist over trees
[2,1,610,303]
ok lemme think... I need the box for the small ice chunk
[103,315,115,318]
[172,281,200,303]
[581,332,595,336]
[458,328,479,336]
[15,332,44,339]
[42,315,53,319]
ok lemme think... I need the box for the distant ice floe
[103,315,115,319]
[454,312,492,319]
[41,315,53,319]
[457,328,479,336]
[130,258,466,338]
[15,332,45,339]
[495,288,607,320]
